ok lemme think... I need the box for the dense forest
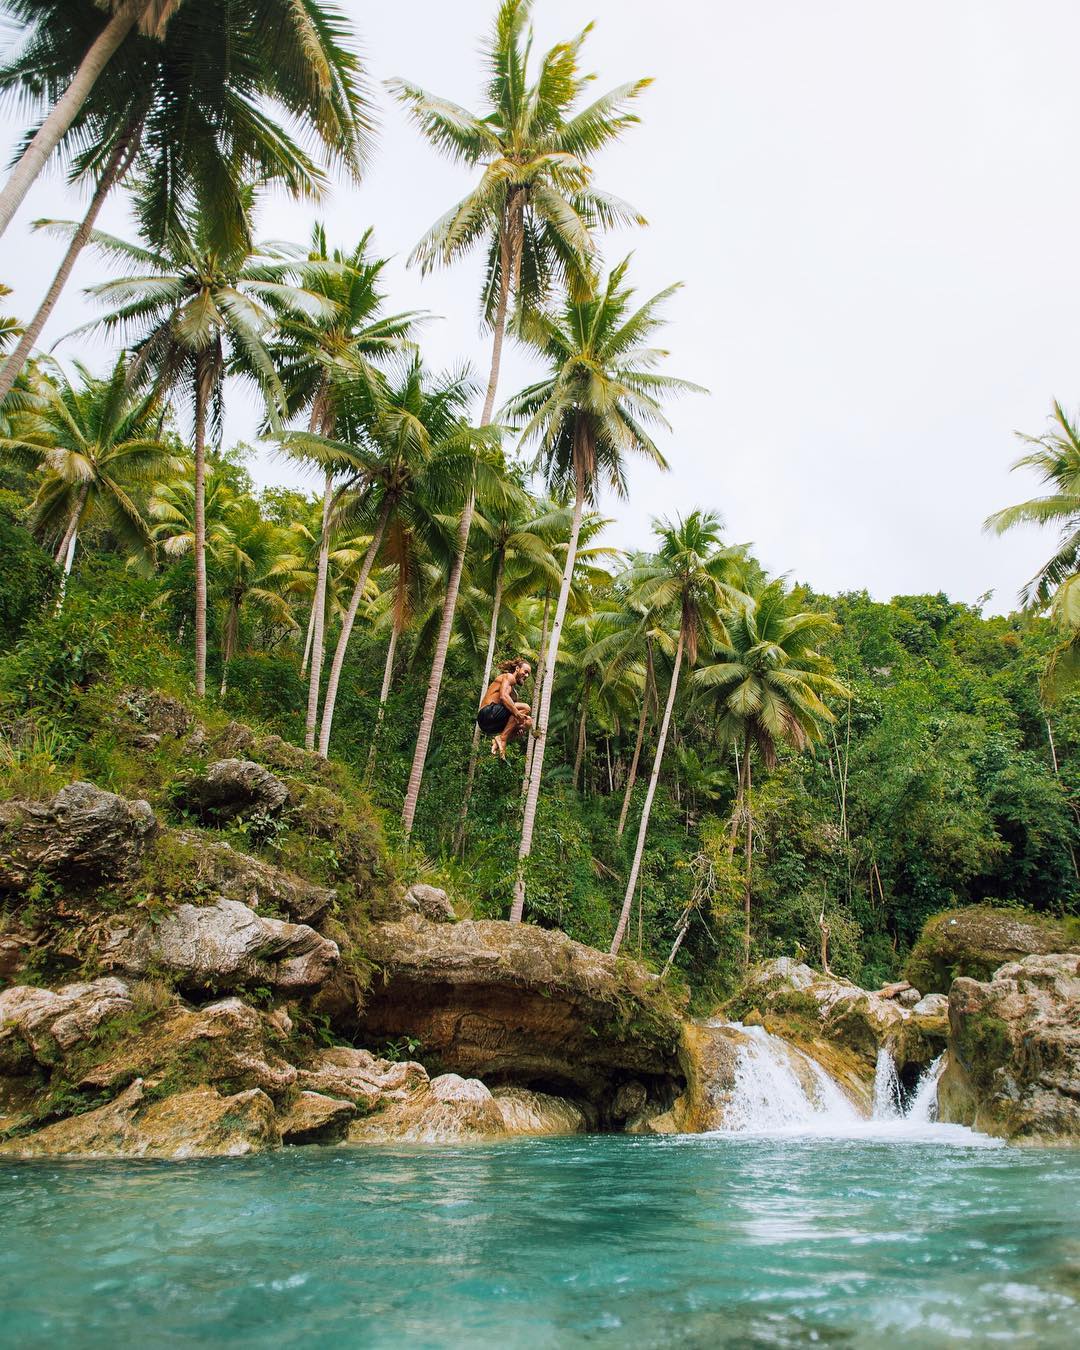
[1,0,1078,1007]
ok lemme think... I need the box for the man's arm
[498,676,519,714]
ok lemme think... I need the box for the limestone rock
[0,1080,280,1158]
[0,928,34,983]
[279,1091,357,1145]
[905,905,1080,993]
[353,915,684,1122]
[898,987,922,1008]
[491,1086,589,1135]
[0,782,157,892]
[404,883,455,922]
[296,1047,427,1109]
[120,689,194,740]
[912,993,948,1018]
[173,759,289,822]
[102,897,339,993]
[348,1070,507,1143]
[939,952,1080,1145]
[0,977,132,1062]
[173,831,335,924]
[668,1021,744,1132]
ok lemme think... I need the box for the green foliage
[0,498,55,642]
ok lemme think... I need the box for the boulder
[666,1021,745,1133]
[102,897,339,993]
[404,883,455,922]
[348,1071,508,1143]
[912,993,948,1018]
[0,1080,280,1158]
[172,831,335,924]
[352,915,685,1122]
[938,953,1080,1145]
[0,782,157,892]
[0,927,35,984]
[905,905,1080,994]
[0,977,132,1062]
[120,689,194,740]
[296,1047,428,1109]
[491,1086,590,1135]
[279,1091,357,1145]
[77,996,297,1101]
[173,759,289,822]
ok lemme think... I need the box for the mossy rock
[905,905,1080,993]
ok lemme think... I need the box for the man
[476,657,533,760]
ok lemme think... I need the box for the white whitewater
[710,1025,996,1145]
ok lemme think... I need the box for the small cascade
[904,1054,945,1124]
[871,1046,903,1119]
[720,1024,860,1132]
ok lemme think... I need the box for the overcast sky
[4,0,1079,614]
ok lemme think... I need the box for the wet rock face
[279,1091,357,1145]
[905,905,1080,994]
[0,1079,280,1159]
[938,953,1080,1145]
[102,898,339,994]
[0,782,157,892]
[172,759,289,822]
[349,1071,509,1143]
[352,915,685,1122]
[490,1086,590,1135]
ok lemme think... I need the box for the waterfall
[872,1046,903,1119]
[904,1054,945,1124]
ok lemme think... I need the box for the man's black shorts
[477,702,511,734]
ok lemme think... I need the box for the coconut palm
[0,0,372,404]
[985,401,1080,609]
[609,512,747,955]
[272,223,422,749]
[694,580,847,967]
[502,259,697,923]
[0,353,180,595]
[75,199,334,697]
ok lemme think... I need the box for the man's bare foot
[490,738,500,757]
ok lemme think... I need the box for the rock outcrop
[0,977,132,1063]
[172,832,335,925]
[353,915,685,1122]
[279,1091,357,1145]
[0,782,157,892]
[102,898,339,993]
[0,1079,280,1158]
[173,759,289,822]
[938,953,1080,1145]
[295,1047,427,1108]
[905,905,1080,994]
[404,883,455,922]
[348,1071,510,1143]
[491,1086,590,1135]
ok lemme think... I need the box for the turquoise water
[2,1134,1079,1348]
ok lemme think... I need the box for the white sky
[3,0,1079,614]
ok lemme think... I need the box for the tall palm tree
[272,223,422,749]
[76,200,334,696]
[694,580,847,967]
[503,259,698,922]
[985,401,1080,609]
[609,512,746,955]
[0,0,372,404]
[0,0,372,244]
[0,353,180,593]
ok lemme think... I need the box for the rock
[102,897,339,993]
[490,1086,590,1135]
[905,905,1080,994]
[296,1047,427,1109]
[173,831,336,924]
[348,1070,507,1143]
[353,916,684,1123]
[78,996,297,1101]
[611,1079,647,1124]
[0,782,157,892]
[429,1072,491,1104]
[912,993,948,1018]
[173,759,289,822]
[279,1091,357,1145]
[404,883,455,922]
[0,1080,280,1158]
[0,929,34,983]
[878,980,913,1000]
[667,1022,745,1132]
[898,987,922,1008]
[0,978,132,1063]
[214,722,257,756]
[938,953,1080,1145]
[120,689,194,739]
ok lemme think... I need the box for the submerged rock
[905,905,1080,994]
[173,759,289,822]
[490,1086,590,1135]
[938,952,1080,1145]
[0,782,157,892]
[102,897,339,993]
[0,1079,280,1158]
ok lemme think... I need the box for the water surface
[3,1134,1078,1347]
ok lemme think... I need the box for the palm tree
[0,353,180,594]
[609,513,746,955]
[0,0,372,244]
[985,401,1080,609]
[694,580,847,967]
[272,223,422,749]
[503,259,698,923]
[75,200,333,696]
[0,0,374,402]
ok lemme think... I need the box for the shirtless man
[476,657,533,760]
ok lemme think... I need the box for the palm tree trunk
[0,0,149,241]
[400,489,475,837]
[618,691,649,837]
[455,551,506,852]
[572,683,589,792]
[304,446,333,750]
[742,728,753,970]
[511,456,586,923]
[317,496,391,758]
[219,595,239,698]
[0,117,142,404]
[365,619,400,782]
[193,354,209,699]
[300,595,317,677]
[522,590,552,793]
[53,482,89,612]
[610,629,685,955]
[479,195,522,426]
